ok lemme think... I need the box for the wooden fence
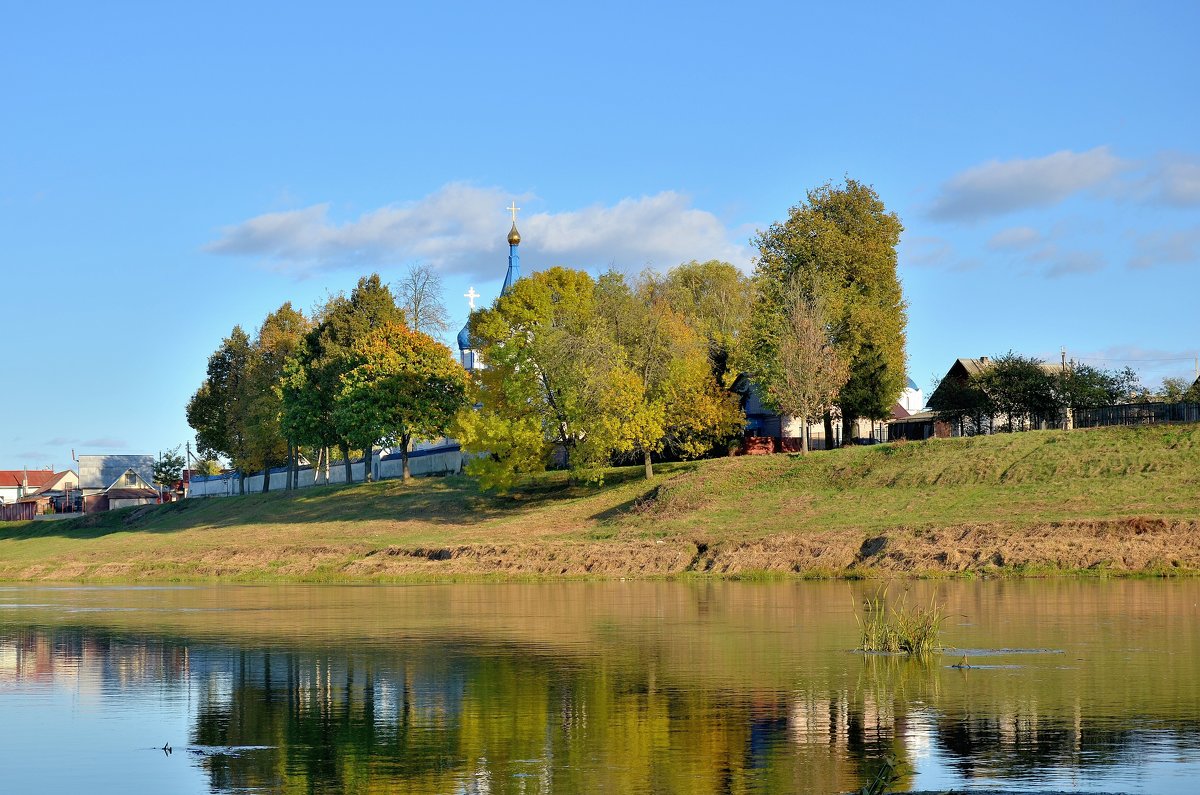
[1074,401,1200,428]
[0,502,38,522]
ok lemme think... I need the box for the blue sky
[3,2,1198,469]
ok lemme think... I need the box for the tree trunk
[285,442,294,490]
[401,434,412,482]
[841,412,855,447]
[261,467,270,493]
[643,448,653,479]
[800,415,809,454]
[238,472,245,495]
[823,411,835,450]
[340,442,353,483]
[363,444,373,483]
[322,446,331,485]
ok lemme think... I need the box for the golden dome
[507,222,521,246]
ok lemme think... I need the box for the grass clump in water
[857,590,946,655]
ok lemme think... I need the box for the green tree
[974,352,1057,431]
[760,292,850,454]
[661,260,753,385]
[152,446,187,493]
[455,267,633,489]
[194,459,222,476]
[597,271,744,477]
[186,325,254,492]
[1056,364,1141,412]
[334,320,468,482]
[1160,376,1191,403]
[244,303,310,492]
[926,371,992,436]
[749,179,907,445]
[283,275,405,484]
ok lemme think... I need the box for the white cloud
[1043,250,1105,278]
[899,235,980,271]
[1126,153,1200,207]
[82,438,129,449]
[1025,243,1105,278]
[928,147,1130,221]
[206,184,752,278]
[986,226,1042,250]
[1128,225,1200,270]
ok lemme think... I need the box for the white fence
[187,443,465,498]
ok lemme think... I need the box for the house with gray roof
[78,454,160,512]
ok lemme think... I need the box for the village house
[740,377,923,451]
[0,469,57,505]
[900,356,1065,439]
[77,454,160,512]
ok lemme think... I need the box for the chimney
[980,356,990,365]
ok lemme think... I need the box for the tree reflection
[2,579,1200,794]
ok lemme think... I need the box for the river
[0,580,1196,793]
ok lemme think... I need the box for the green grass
[857,590,947,655]
[626,423,1200,538]
[1,423,1199,581]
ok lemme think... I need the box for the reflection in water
[0,581,1198,793]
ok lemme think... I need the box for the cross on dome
[464,286,480,309]
[507,202,520,222]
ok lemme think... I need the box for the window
[125,471,136,486]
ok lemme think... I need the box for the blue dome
[906,377,919,391]
[457,323,473,351]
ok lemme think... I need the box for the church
[454,208,920,452]
[457,204,522,371]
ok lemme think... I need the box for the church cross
[507,202,520,223]
[464,286,480,309]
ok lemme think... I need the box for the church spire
[502,202,521,294]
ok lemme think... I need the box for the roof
[905,377,919,391]
[890,409,938,423]
[29,470,78,496]
[953,357,1061,377]
[928,356,1063,408]
[78,455,155,490]
[0,469,55,489]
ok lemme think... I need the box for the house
[0,469,56,505]
[920,356,1064,438]
[21,470,81,513]
[737,382,891,451]
[738,375,920,451]
[78,454,160,512]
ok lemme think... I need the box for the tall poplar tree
[748,179,907,444]
[244,302,310,491]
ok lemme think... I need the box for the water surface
[0,580,1197,793]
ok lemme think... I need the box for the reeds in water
[857,591,946,655]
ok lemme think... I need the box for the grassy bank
[2,423,1199,581]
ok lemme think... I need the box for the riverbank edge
[2,516,1196,584]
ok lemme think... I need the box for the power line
[1072,355,1197,363]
